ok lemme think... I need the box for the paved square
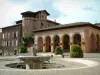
[0,53,100,75]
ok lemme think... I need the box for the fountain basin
[18,56,50,69]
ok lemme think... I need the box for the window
[41,23,44,28]
[7,33,10,38]
[12,32,14,38]
[16,31,18,37]
[14,32,16,38]
[8,40,10,46]
[5,33,7,38]
[42,15,44,18]
[12,40,14,46]
[2,34,4,39]
[5,41,7,47]
[16,40,18,46]
[6,41,8,47]
[4,41,6,46]
[41,15,44,20]
[2,41,5,46]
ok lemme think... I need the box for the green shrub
[20,46,27,53]
[70,44,83,58]
[55,46,63,55]
[22,36,34,47]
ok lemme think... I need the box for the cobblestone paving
[0,53,100,75]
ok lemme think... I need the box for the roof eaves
[34,23,98,32]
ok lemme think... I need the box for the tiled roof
[63,22,91,26]
[21,10,50,16]
[95,23,100,25]
[35,10,50,15]
[34,22,100,32]
[16,20,22,24]
[0,24,21,29]
[21,11,34,14]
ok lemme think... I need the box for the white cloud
[0,0,25,28]
[56,14,80,24]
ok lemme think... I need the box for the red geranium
[58,42,62,46]
[68,42,73,45]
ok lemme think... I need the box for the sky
[0,0,100,28]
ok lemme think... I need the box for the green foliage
[19,36,34,53]
[20,46,27,53]
[70,44,83,58]
[19,42,24,47]
[22,36,34,43]
[55,46,63,55]
[22,36,34,47]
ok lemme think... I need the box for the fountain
[18,44,50,69]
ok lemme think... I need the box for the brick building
[0,10,60,55]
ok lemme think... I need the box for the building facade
[34,22,100,53]
[1,24,22,55]
[0,10,100,56]
[0,10,60,55]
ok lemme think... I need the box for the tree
[19,36,34,53]
[22,36,34,47]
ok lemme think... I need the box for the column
[50,35,54,53]
[84,29,89,52]
[81,38,86,53]
[69,34,73,50]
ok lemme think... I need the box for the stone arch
[96,34,99,52]
[62,34,70,52]
[45,36,51,52]
[90,33,96,52]
[38,37,43,52]
[53,35,60,51]
[73,33,81,46]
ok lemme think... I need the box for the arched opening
[90,33,95,52]
[38,37,43,52]
[45,36,51,52]
[53,35,60,51]
[63,35,70,52]
[96,34,99,52]
[73,34,81,46]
